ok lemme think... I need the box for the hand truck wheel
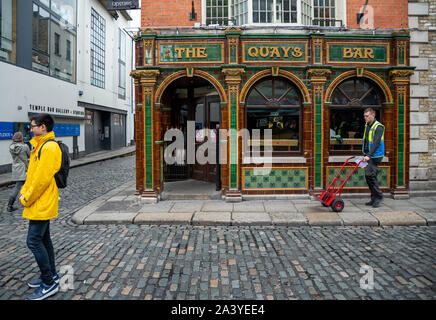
[331,198,344,213]
[321,194,329,207]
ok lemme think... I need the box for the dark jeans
[26,220,56,285]
[365,157,383,201]
[9,181,25,203]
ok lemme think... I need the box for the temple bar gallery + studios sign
[107,0,140,10]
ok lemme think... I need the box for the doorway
[161,76,221,188]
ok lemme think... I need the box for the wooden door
[191,96,220,182]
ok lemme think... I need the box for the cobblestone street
[0,155,434,300]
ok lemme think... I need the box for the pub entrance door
[162,76,222,191]
[191,96,220,183]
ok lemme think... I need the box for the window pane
[0,0,17,63]
[260,12,266,22]
[330,78,383,152]
[247,109,300,152]
[50,18,75,82]
[90,8,105,88]
[51,0,76,27]
[246,77,302,153]
[260,0,265,10]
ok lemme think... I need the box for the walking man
[19,114,62,300]
[362,108,385,207]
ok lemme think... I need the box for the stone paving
[72,180,436,227]
[0,155,435,300]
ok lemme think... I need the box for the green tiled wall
[145,100,153,189]
[327,167,389,188]
[243,168,307,190]
[314,91,323,188]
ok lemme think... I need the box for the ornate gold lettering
[364,48,374,59]
[269,47,280,58]
[174,48,185,59]
[197,48,207,58]
[354,48,363,59]
[343,48,353,58]
[281,47,291,58]
[292,47,303,58]
[248,47,258,57]
[259,47,269,58]
[185,48,196,58]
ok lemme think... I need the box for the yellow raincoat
[20,131,62,220]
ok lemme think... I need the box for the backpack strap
[37,139,56,160]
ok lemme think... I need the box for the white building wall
[0,61,81,168]
[0,0,139,171]
[77,0,137,146]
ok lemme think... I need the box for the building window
[0,0,17,63]
[205,0,229,25]
[90,8,105,89]
[66,39,71,60]
[203,0,344,26]
[32,3,50,75]
[232,0,248,25]
[113,113,123,126]
[246,77,302,155]
[329,78,383,153]
[32,0,76,82]
[118,29,126,99]
[54,32,60,55]
[313,0,336,26]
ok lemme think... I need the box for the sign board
[326,42,390,64]
[0,122,14,140]
[158,43,224,64]
[107,0,140,10]
[242,41,308,63]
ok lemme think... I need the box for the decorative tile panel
[243,168,308,190]
[327,166,390,188]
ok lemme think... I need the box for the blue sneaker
[27,273,59,288]
[26,282,59,300]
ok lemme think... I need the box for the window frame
[118,28,126,99]
[245,76,303,157]
[31,0,77,83]
[90,7,105,89]
[201,0,346,27]
[329,77,384,155]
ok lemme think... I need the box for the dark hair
[364,107,376,115]
[30,113,55,132]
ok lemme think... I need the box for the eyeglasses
[30,124,41,128]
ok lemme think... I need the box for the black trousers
[365,157,383,200]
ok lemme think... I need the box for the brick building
[131,0,435,203]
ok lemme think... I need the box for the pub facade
[130,27,413,202]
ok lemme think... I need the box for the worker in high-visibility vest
[362,107,385,207]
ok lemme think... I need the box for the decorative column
[131,71,144,196]
[222,67,245,202]
[390,69,414,199]
[130,70,160,202]
[308,68,331,193]
[225,27,241,65]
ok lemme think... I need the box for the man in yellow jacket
[20,113,62,300]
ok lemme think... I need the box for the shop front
[131,27,413,202]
